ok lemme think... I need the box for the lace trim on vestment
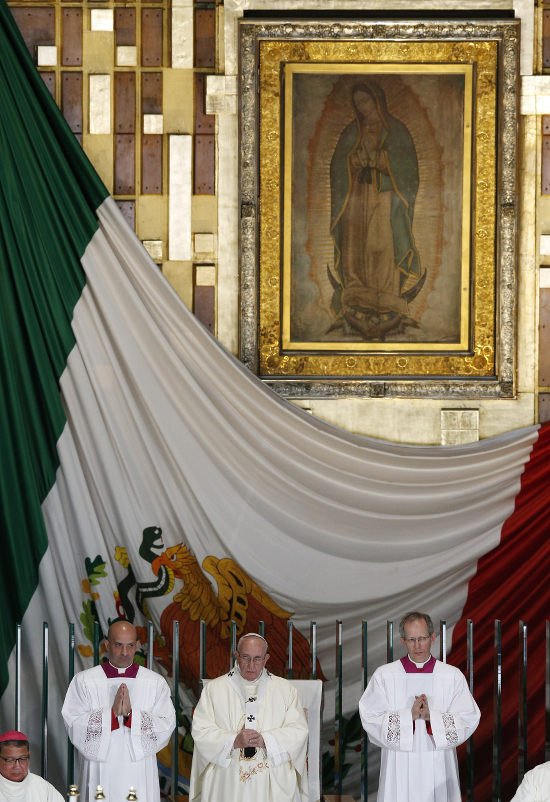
[387,712,400,750]
[140,711,158,755]
[441,713,459,747]
[84,709,103,758]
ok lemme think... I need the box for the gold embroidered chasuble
[190,669,309,801]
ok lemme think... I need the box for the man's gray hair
[399,612,435,639]
[236,633,269,656]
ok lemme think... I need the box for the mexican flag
[0,1,549,799]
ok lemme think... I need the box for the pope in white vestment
[62,622,175,802]
[359,613,480,802]
[190,633,309,802]
[511,762,550,801]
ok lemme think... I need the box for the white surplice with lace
[62,664,175,802]
[359,659,480,802]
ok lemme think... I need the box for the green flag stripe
[0,0,109,697]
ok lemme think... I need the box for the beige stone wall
[216,0,540,444]
[13,0,543,444]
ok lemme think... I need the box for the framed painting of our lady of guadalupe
[285,65,470,351]
[238,19,520,400]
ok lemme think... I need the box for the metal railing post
[259,621,265,639]
[287,620,293,679]
[93,620,100,666]
[466,619,474,802]
[493,619,502,802]
[519,620,528,783]
[334,620,343,795]
[41,622,49,780]
[546,621,550,763]
[230,620,236,670]
[387,620,393,663]
[15,623,21,731]
[310,621,317,680]
[147,621,154,670]
[67,623,75,788]
[361,620,368,802]
[199,620,206,680]
[171,620,179,797]
[439,620,447,663]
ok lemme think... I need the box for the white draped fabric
[0,197,538,790]
[288,680,323,802]
[52,199,538,649]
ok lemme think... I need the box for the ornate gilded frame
[239,19,520,399]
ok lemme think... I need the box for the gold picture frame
[239,20,520,399]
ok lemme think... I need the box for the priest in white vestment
[190,633,309,802]
[359,612,480,802]
[511,761,550,801]
[0,729,64,802]
[62,621,175,802]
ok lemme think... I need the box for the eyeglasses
[404,636,431,644]
[237,654,265,664]
[0,755,30,766]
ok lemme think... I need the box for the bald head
[107,621,137,642]
[105,621,139,668]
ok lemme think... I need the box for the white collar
[227,665,271,704]
[408,654,432,668]
[109,661,128,674]
[0,771,30,796]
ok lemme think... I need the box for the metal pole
[386,620,393,663]
[287,620,293,680]
[335,620,343,795]
[67,623,75,788]
[547,621,550,763]
[199,620,206,679]
[466,619,474,802]
[41,622,48,780]
[361,621,368,802]
[15,623,21,731]
[439,620,447,663]
[310,621,317,680]
[230,620,236,670]
[519,620,528,783]
[259,621,265,639]
[147,621,154,670]
[493,620,502,802]
[93,620,100,666]
[171,620,179,797]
